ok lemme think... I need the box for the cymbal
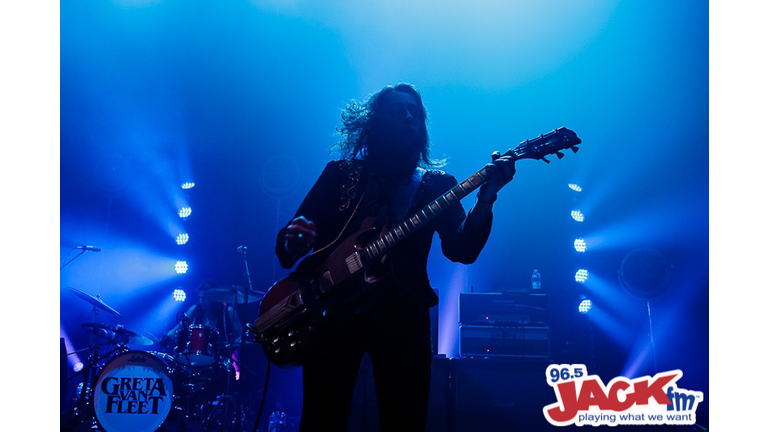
[115,327,155,346]
[203,287,263,304]
[69,287,122,317]
[81,322,116,340]
[80,323,154,346]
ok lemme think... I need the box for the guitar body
[253,227,384,368]
[248,127,582,368]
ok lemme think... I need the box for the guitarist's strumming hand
[284,216,317,259]
[476,151,516,204]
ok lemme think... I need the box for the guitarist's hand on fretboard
[477,151,516,203]
[284,216,317,259]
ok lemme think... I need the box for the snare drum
[92,350,178,432]
[175,325,219,366]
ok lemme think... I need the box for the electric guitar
[247,127,582,368]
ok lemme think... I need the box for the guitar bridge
[319,271,334,293]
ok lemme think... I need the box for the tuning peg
[571,146,580,153]
[556,151,564,159]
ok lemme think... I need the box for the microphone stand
[237,245,252,431]
[60,248,87,270]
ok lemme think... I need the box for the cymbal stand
[71,303,106,425]
[236,245,253,431]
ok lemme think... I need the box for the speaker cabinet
[452,357,557,431]
[350,356,559,431]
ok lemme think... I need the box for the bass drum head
[93,350,175,432]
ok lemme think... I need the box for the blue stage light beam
[580,302,636,354]
[60,239,193,300]
[568,191,707,254]
[60,325,83,372]
[576,271,651,354]
[128,292,188,346]
[438,264,468,357]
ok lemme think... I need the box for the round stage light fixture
[578,299,592,314]
[175,261,188,274]
[575,269,589,283]
[568,183,582,192]
[173,289,186,302]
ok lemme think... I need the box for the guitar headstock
[507,127,582,164]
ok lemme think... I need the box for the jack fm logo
[543,364,704,427]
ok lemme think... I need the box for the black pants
[299,290,433,431]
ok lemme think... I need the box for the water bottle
[531,269,541,290]
[268,411,287,432]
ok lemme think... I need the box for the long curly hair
[332,83,444,168]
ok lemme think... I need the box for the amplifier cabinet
[459,325,550,358]
[459,292,548,326]
[453,357,558,431]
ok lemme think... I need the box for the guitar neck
[360,127,580,261]
[362,163,496,261]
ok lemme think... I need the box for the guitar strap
[387,167,426,224]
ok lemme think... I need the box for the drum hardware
[65,339,126,427]
[237,245,272,432]
[201,393,239,431]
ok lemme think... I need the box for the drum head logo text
[94,357,175,432]
[100,375,168,414]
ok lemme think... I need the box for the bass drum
[92,350,179,432]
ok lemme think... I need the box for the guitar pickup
[345,252,364,274]
[251,289,306,335]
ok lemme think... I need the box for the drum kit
[63,286,265,432]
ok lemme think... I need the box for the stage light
[181,182,195,190]
[176,233,189,245]
[178,207,192,219]
[578,299,592,314]
[574,238,587,252]
[568,183,582,192]
[175,261,188,274]
[575,269,589,283]
[173,289,186,302]
[571,210,584,222]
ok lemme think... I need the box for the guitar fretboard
[362,166,494,261]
